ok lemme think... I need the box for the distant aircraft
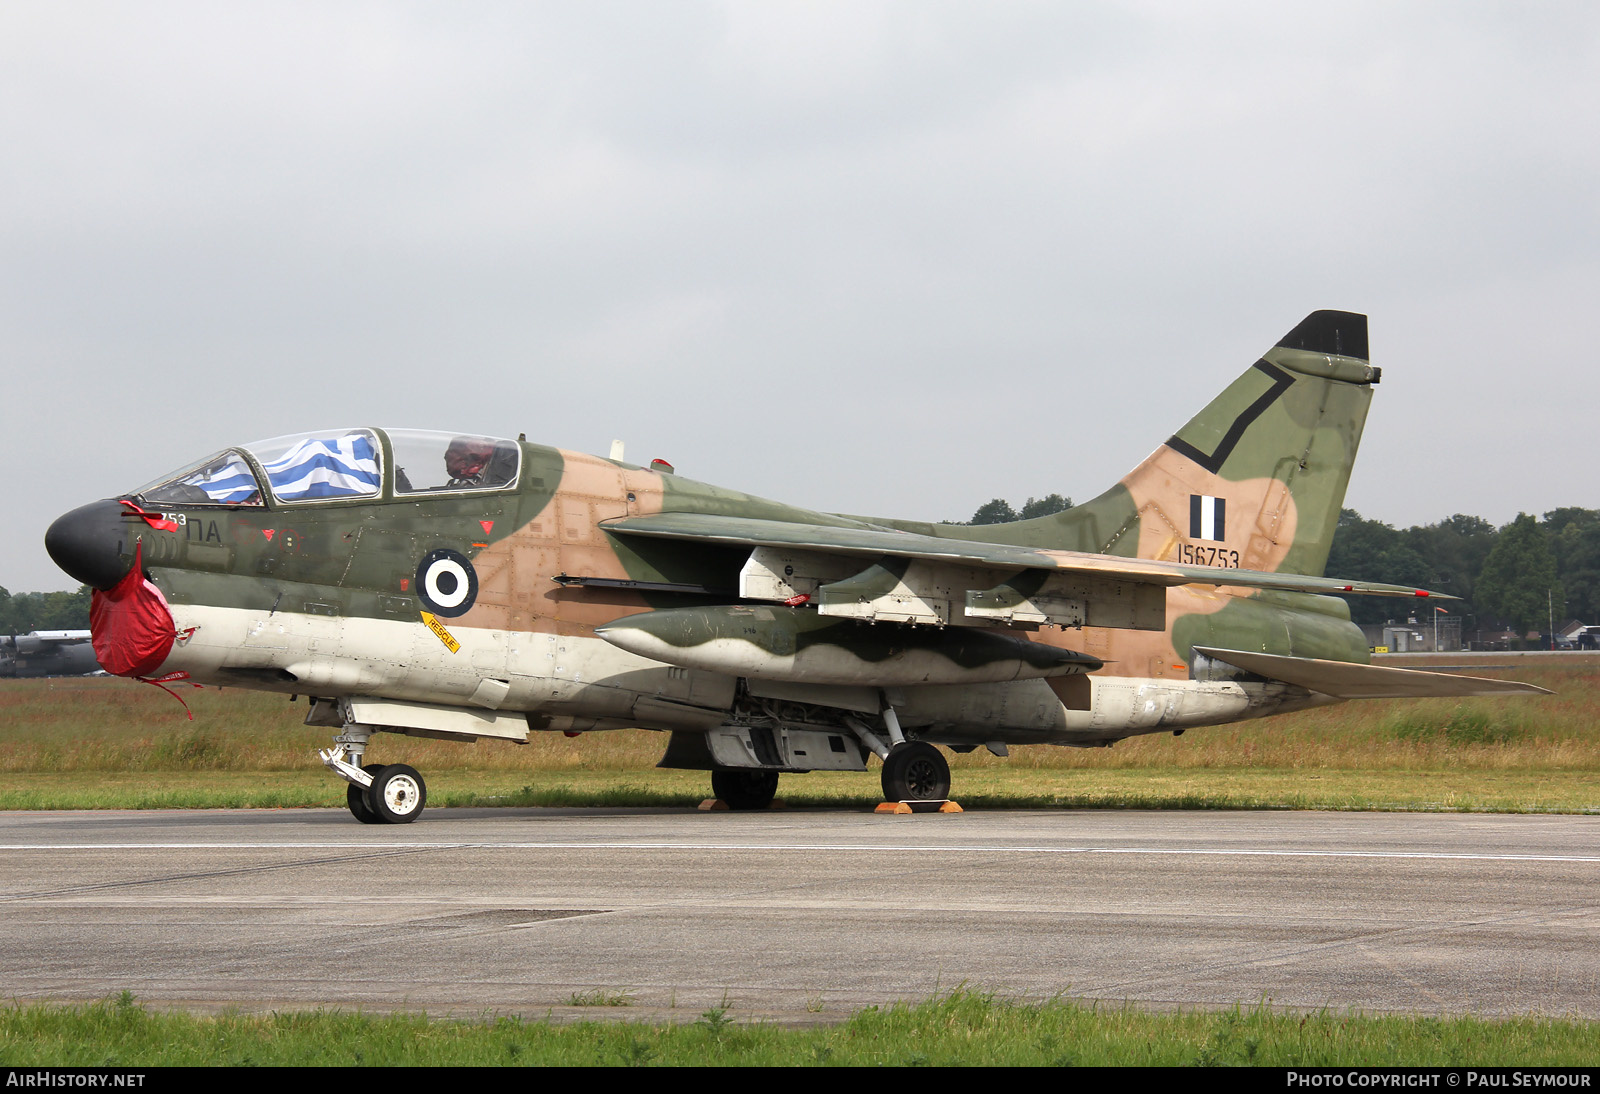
[45,311,1545,822]
[0,631,100,678]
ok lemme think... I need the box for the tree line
[1325,507,1589,641]
[0,586,92,634]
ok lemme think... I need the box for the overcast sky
[5,1,1597,592]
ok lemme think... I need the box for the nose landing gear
[319,720,430,825]
[367,764,426,823]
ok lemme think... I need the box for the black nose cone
[45,500,131,590]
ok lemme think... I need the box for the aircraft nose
[45,500,131,590]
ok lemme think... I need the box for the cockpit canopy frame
[132,428,522,508]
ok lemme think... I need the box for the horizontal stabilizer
[1192,647,1551,699]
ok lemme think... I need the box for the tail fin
[961,311,1378,577]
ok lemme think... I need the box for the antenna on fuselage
[609,439,625,461]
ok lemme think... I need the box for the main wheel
[881,742,950,802]
[711,769,779,811]
[366,764,427,824]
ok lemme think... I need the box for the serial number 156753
[1177,543,1240,568]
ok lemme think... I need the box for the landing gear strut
[319,723,430,825]
[881,741,951,803]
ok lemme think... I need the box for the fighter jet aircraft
[45,311,1544,823]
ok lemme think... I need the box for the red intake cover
[89,544,176,677]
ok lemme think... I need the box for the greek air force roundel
[416,549,478,617]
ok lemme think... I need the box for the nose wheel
[365,764,427,824]
[347,780,381,824]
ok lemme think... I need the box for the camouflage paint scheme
[45,311,1544,817]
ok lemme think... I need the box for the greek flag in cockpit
[263,434,381,500]
[186,458,258,503]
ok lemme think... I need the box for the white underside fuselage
[158,602,1332,752]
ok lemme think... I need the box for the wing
[602,512,1446,632]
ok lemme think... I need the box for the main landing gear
[843,704,954,805]
[880,741,951,803]
[706,742,953,812]
[711,769,780,811]
[320,728,429,825]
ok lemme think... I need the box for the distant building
[1556,620,1597,649]
[1361,613,1462,652]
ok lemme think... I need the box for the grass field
[5,662,1596,1065]
[1,653,1593,812]
[4,991,1599,1066]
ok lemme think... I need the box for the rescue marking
[420,611,461,653]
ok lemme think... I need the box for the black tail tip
[1277,310,1369,362]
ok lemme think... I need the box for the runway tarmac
[1,806,1596,1023]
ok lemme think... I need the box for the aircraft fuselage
[51,434,1354,751]
[53,312,1529,821]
